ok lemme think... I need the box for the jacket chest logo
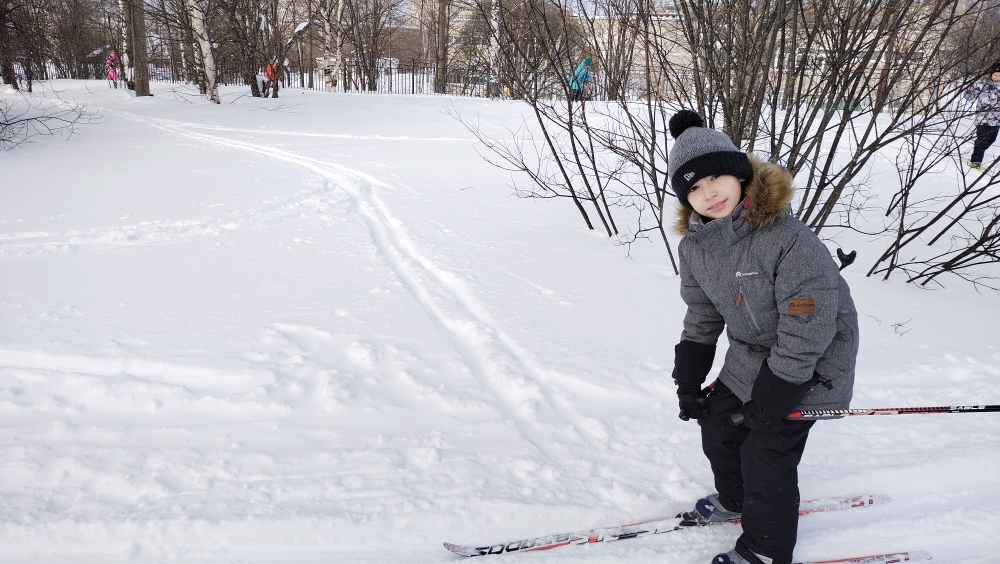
[735,271,759,278]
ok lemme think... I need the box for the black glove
[673,340,716,387]
[739,360,820,432]
[676,383,710,421]
[740,400,784,431]
[672,340,716,421]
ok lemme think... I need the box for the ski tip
[870,493,892,505]
[443,542,480,557]
[797,551,932,564]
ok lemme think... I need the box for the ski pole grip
[729,412,745,426]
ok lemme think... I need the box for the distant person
[264,60,278,96]
[966,67,1000,170]
[106,51,118,89]
[570,56,593,102]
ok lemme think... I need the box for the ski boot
[676,493,741,526]
[712,549,772,564]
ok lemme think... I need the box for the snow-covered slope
[2,81,998,563]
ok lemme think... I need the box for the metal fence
[9,57,630,101]
[144,58,492,97]
[11,60,105,84]
[14,58,645,100]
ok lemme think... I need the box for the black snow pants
[698,380,815,564]
[971,124,999,165]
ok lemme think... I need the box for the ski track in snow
[96,111,612,463]
[0,349,275,394]
[0,183,340,259]
[157,121,476,142]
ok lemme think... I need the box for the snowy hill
[2,81,998,563]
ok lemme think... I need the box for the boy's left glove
[741,359,818,431]
[673,340,716,421]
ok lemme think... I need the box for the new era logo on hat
[684,172,696,181]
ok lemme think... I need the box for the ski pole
[729,404,1000,426]
[789,404,1000,420]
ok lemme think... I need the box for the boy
[666,110,859,564]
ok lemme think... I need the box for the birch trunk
[320,0,344,91]
[487,0,499,97]
[186,0,219,103]
[117,0,135,86]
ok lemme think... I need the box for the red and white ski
[798,551,931,564]
[443,493,890,557]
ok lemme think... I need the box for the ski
[798,551,931,564]
[443,493,889,557]
[962,157,988,173]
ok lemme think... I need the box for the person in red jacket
[263,60,278,96]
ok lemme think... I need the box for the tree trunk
[187,0,219,103]
[244,50,261,97]
[0,60,17,90]
[434,0,449,94]
[486,0,499,97]
[335,0,344,90]
[0,7,18,89]
[307,0,314,89]
[25,57,34,92]
[225,2,261,97]
[127,0,151,96]
[118,0,135,88]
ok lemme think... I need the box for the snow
[2,80,999,564]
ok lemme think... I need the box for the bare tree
[186,0,220,102]
[342,0,402,90]
[317,0,348,90]
[457,0,1000,281]
[433,0,449,92]
[1,90,95,149]
[122,0,151,94]
[659,0,1000,235]
[459,0,629,247]
[867,115,1000,290]
[1,0,53,89]
[218,0,266,96]
[457,0,688,270]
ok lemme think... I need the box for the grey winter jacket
[675,156,859,410]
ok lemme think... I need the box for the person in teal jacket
[570,56,593,101]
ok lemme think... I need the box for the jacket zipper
[736,282,763,333]
[733,230,764,342]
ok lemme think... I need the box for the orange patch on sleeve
[788,298,816,315]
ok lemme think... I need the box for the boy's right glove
[672,340,716,421]
[677,387,710,421]
[741,359,819,431]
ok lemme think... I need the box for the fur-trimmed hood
[673,154,794,236]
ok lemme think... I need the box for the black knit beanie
[667,110,753,209]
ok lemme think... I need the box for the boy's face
[992,71,1000,82]
[688,174,744,219]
